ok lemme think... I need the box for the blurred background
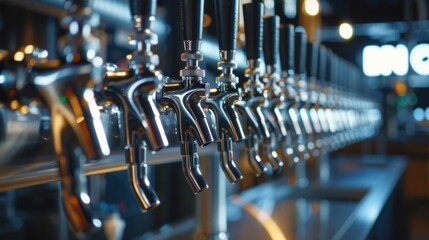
[0,0,428,239]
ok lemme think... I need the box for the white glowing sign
[362,44,429,77]
[410,44,429,75]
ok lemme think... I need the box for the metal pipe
[0,143,218,192]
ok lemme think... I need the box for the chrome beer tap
[0,48,32,107]
[26,0,110,233]
[292,28,316,159]
[261,15,287,173]
[279,24,301,164]
[100,0,168,211]
[235,1,271,176]
[280,26,311,161]
[332,57,346,148]
[322,50,338,150]
[0,47,53,142]
[338,60,353,146]
[305,41,323,157]
[315,45,331,150]
[161,0,214,193]
[204,0,246,183]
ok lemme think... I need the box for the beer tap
[338,60,351,146]
[0,47,52,142]
[235,1,270,176]
[315,45,331,150]
[261,15,286,172]
[324,50,339,150]
[161,0,214,193]
[100,0,168,211]
[292,28,316,159]
[333,54,348,149]
[26,0,110,233]
[204,0,246,183]
[331,56,345,149]
[279,24,301,164]
[280,26,310,161]
[305,41,322,157]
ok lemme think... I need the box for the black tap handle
[279,24,294,72]
[263,16,280,66]
[66,0,93,10]
[306,41,319,78]
[243,1,264,61]
[325,49,333,83]
[129,0,156,17]
[181,0,204,41]
[338,57,345,87]
[214,0,238,51]
[294,27,307,75]
[274,0,286,22]
[317,45,327,82]
[331,54,338,84]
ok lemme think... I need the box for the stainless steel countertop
[139,154,407,240]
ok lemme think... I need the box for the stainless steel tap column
[194,154,229,240]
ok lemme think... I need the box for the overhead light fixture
[339,22,354,40]
[303,0,320,17]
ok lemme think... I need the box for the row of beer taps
[0,0,382,235]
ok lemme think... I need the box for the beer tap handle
[129,0,156,31]
[129,0,156,17]
[294,28,307,76]
[318,45,327,84]
[280,24,295,73]
[181,0,204,43]
[307,41,319,79]
[263,16,280,67]
[66,0,93,12]
[243,1,263,61]
[215,0,238,52]
[179,0,206,77]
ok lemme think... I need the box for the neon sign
[363,44,429,77]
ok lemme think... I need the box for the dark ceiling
[322,0,423,25]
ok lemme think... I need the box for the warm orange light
[24,45,34,54]
[19,105,29,114]
[232,196,287,240]
[203,14,212,28]
[10,100,19,110]
[394,79,407,96]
